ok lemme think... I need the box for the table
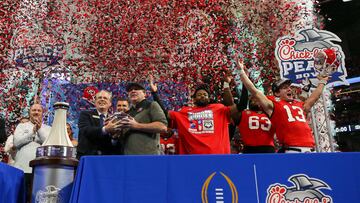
[0,162,25,203]
[70,153,360,203]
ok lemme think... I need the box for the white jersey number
[160,143,176,154]
[283,105,306,122]
[249,116,271,131]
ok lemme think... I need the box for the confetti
[0,0,323,137]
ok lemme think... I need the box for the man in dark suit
[77,90,122,158]
[0,117,6,144]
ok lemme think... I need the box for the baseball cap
[126,82,145,92]
[271,78,292,93]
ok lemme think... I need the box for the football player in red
[223,75,275,153]
[160,127,178,155]
[169,84,238,154]
[149,75,238,155]
[238,96,276,153]
[237,60,329,153]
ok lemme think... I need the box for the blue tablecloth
[0,162,25,203]
[70,153,360,203]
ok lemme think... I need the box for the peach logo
[275,28,347,87]
[266,174,333,203]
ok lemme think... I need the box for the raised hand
[237,58,245,71]
[149,75,158,93]
[317,75,330,82]
[316,75,330,86]
[224,71,233,84]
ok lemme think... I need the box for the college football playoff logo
[201,172,238,203]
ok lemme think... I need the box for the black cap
[272,79,292,93]
[126,82,145,92]
[192,83,211,98]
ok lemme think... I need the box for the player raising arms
[223,74,275,154]
[237,59,329,153]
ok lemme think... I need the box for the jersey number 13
[283,105,306,122]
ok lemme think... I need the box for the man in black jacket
[77,90,122,158]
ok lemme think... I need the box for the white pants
[285,146,315,153]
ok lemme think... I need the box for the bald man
[13,104,51,173]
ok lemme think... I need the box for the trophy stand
[30,102,78,203]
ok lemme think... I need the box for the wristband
[223,82,230,89]
[318,80,327,85]
[239,68,245,75]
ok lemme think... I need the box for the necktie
[99,114,105,127]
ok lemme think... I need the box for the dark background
[318,0,360,151]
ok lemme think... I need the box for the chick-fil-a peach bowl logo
[266,174,333,203]
[275,28,348,87]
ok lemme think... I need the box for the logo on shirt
[203,120,214,130]
[266,174,333,203]
[201,172,238,203]
[188,110,213,121]
[188,110,214,134]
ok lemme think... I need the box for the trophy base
[36,145,77,159]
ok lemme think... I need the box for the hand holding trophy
[314,48,340,77]
[104,112,129,133]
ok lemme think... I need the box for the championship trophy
[30,102,78,203]
[314,48,340,77]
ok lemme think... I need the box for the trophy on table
[30,102,78,203]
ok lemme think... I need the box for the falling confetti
[0,0,323,136]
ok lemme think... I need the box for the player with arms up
[223,74,275,153]
[237,60,329,153]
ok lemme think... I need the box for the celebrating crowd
[0,59,330,172]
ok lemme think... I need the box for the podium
[70,153,360,203]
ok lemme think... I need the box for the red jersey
[160,136,177,155]
[267,96,314,147]
[169,103,231,154]
[160,130,178,155]
[238,110,275,147]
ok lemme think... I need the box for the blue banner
[70,153,360,203]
